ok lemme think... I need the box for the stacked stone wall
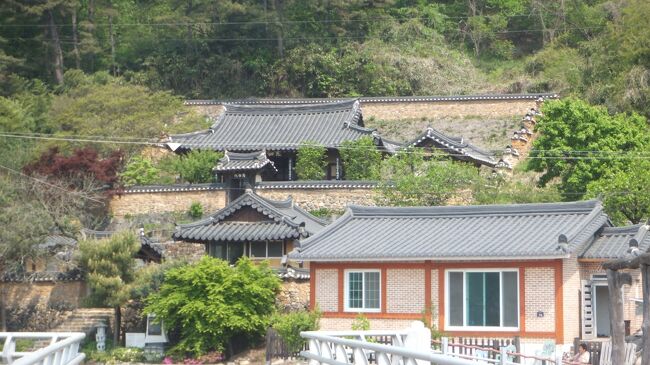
[109,190,227,217]
[257,188,378,212]
[361,100,534,121]
[161,241,206,262]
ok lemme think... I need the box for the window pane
[485,272,501,327]
[348,272,363,308]
[209,243,226,260]
[250,242,266,257]
[449,272,464,326]
[466,272,485,326]
[502,272,518,327]
[228,242,244,264]
[364,272,380,309]
[268,241,284,257]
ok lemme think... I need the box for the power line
[0,163,105,203]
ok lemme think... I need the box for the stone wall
[257,187,378,212]
[161,241,206,262]
[109,190,227,217]
[277,280,310,312]
[2,280,87,309]
[361,100,535,121]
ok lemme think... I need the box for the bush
[351,313,370,331]
[271,310,321,353]
[145,256,281,356]
[340,136,381,180]
[111,347,145,362]
[121,156,160,186]
[295,141,328,180]
[188,202,203,218]
[174,150,222,184]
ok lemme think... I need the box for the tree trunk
[108,15,117,76]
[47,8,65,85]
[642,264,650,365]
[607,269,628,365]
[113,305,121,345]
[274,0,284,57]
[0,287,6,332]
[72,6,81,69]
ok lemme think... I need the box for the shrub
[121,156,160,186]
[340,136,381,180]
[111,347,145,362]
[145,256,281,356]
[295,141,328,180]
[188,202,203,218]
[174,150,222,184]
[351,313,370,331]
[271,310,321,353]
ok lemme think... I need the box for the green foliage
[110,347,145,362]
[174,150,222,184]
[340,137,382,180]
[527,98,648,199]
[121,156,160,186]
[308,208,342,219]
[78,232,140,307]
[351,313,370,331]
[271,310,321,353]
[296,141,327,180]
[378,149,482,206]
[473,175,562,205]
[188,202,203,219]
[145,256,281,356]
[587,159,650,225]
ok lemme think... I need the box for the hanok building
[166,100,399,199]
[290,200,647,353]
[172,190,326,268]
[404,127,499,168]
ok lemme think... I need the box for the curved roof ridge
[223,99,359,114]
[601,224,644,235]
[347,200,601,217]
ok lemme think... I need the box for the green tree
[295,141,327,180]
[377,148,481,206]
[78,231,140,344]
[527,98,648,199]
[587,159,650,225]
[120,156,160,186]
[145,256,281,356]
[270,310,320,353]
[174,150,222,184]
[340,136,382,180]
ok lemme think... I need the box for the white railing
[0,332,86,365]
[300,321,478,365]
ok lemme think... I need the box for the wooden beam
[642,264,650,365]
[606,269,628,365]
[603,252,650,271]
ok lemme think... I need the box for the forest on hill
[0,0,648,118]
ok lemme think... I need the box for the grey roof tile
[173,190,327,243]
[291,200,609,261]
[215,150,277,172]
[405,127,498,167]
[580,225,650,260]
[168,100,376,151]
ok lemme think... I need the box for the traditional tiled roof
[38,235,77,250]
[119,183,225,194]
[275,266,310,280]
[255,180,382,189]
[290,200,610,261]
[580,225,650,260]
[214,150,277,172]
[1,268,83,282]
[81,229,165,258]
[184,93,560,106]
[173,190,327,243]
[405,127,498,167]
[167,100,377,152]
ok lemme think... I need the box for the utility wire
[0,163,105,203]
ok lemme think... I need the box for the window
[446,270,519,329]
[267,241,284,257]
[247,241,284,258]
[344,270,380,312]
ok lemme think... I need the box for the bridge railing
[0,332,86,365]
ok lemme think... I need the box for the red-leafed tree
[24,147,124,188]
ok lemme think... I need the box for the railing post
[441,337,448,355]
[403,321,431,365]
[556,352,564,365]
[500,347,507,365]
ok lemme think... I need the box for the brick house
[289,200,646,352]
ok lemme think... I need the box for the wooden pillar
[606,269,631,365]
[642,264,650,365]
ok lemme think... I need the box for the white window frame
[445,268,520,331]
[344,269,381,313]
